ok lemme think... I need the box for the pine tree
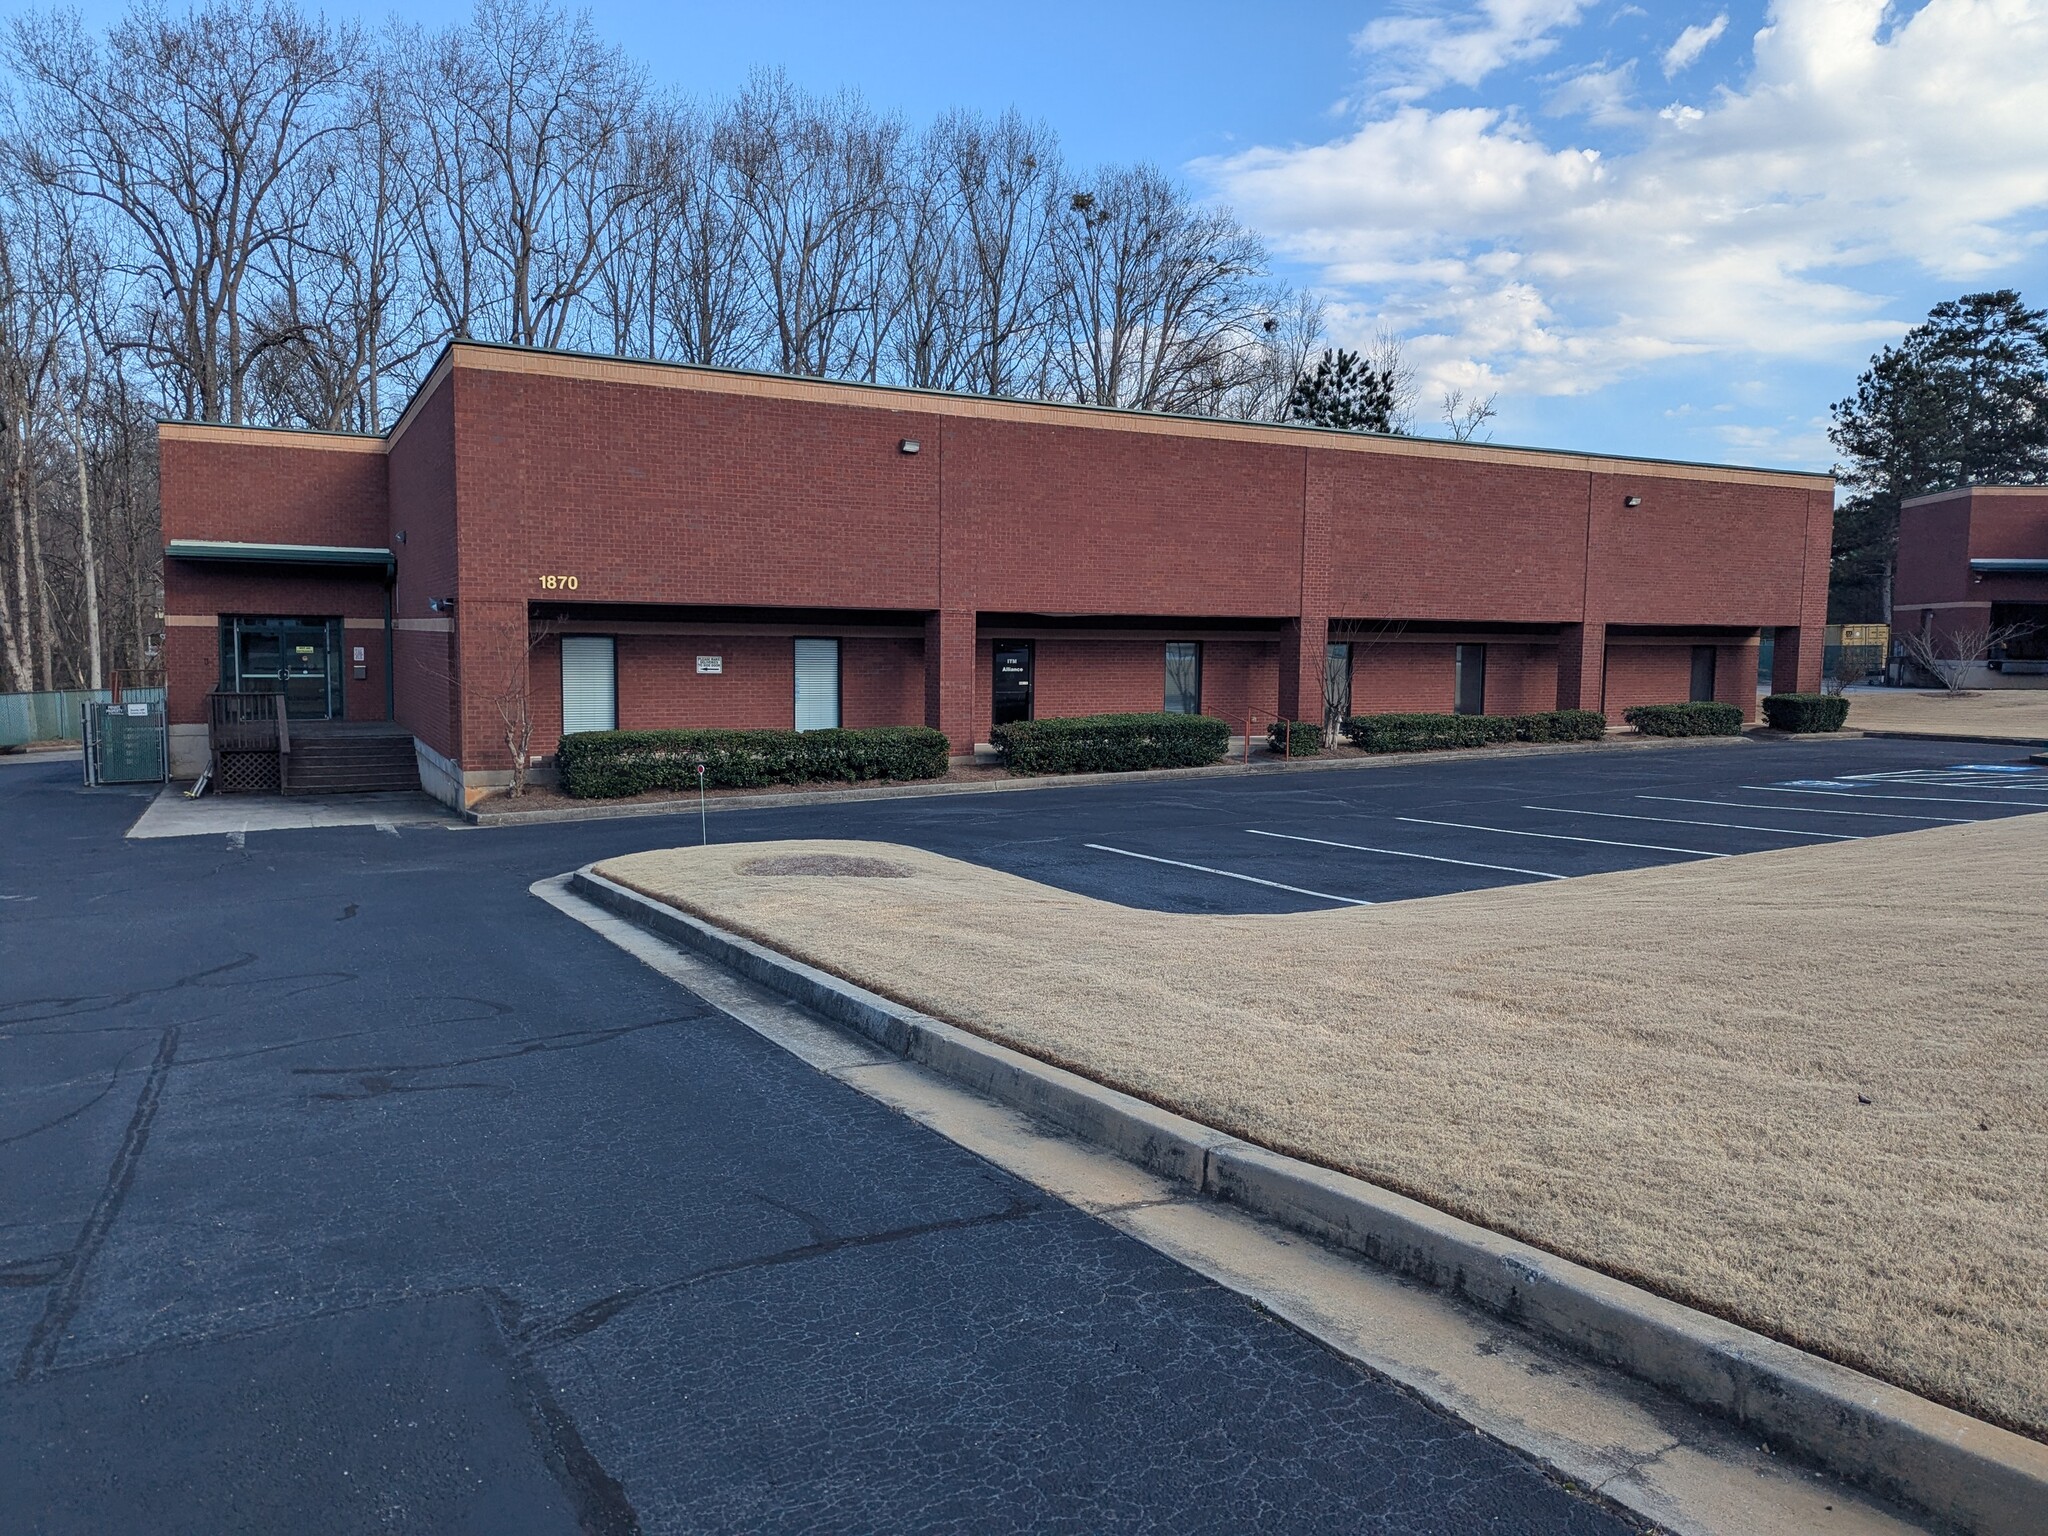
[1829,290,2048,620]
[1285,348,1401,433]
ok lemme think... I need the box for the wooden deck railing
[207,691,290,789]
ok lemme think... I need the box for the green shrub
[1761,693,1850,733]
[1265,719,1325,757]
[992,712,1231,774]
[1622,702,1744,737]
[1510,708,1609,743]
[1346,712,1516,753]
[556,725,950,799]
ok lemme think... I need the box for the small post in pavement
[695,761,708,846]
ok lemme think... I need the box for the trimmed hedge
[556,725,950,799]
[1622,701,1744,737]
[1347,712,1516,752]
[1762,692,1850,733]
[1266,719,1326,757]
[992,712,1231,775]
[1344,708,1613,753]
[1511,708,1608,743]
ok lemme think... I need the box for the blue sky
[37,1,2048,469]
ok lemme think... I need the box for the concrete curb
[470,732,1756,828]
[569,863,2048,1536]
[1857,728,2048,747]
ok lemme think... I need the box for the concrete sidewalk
[127,784,458,839]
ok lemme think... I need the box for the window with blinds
[793,638,841,731]
[560,636,617,734]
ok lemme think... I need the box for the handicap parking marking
[1244,828,1566,880]
[1083,843,1373,906]
[1638,795,1973,824]
[1520,805,1860,841]
[1745,784,2048,809]
[1395,816,1730,858]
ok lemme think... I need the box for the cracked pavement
[0,756,1647,1534]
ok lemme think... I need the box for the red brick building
[1892,485,2048,686]
[161,341,1834,806]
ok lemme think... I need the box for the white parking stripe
[1245,828,1565,880]
[1083,844,1373,905]
[1638,795,1971,823]
[1394,817,1728,858]
[1521,805,1860,840]
[1741,785,2048,809]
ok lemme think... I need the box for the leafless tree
[1321,619,1409,746]
[9,1,357,423]
[1897,620,2039,695]
[721,71,898,379]
[408,0,650,351]
[1441,386,1498,443]
[943,110,1060,398]
[1045,164,1273,414]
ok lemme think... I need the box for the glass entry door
[227,617,340,719]
[991,641,1033,725]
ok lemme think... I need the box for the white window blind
[560,636,617,734]
[793,638,841,731]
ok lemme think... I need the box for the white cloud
[1356,1,1587,101]
[1662,13,1730,76]
[1201,0,2048,410]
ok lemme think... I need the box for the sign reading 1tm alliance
[696,655,723,674]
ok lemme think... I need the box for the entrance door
[230,617,338,720]
[992,641,1033,726]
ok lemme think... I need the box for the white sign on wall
[696,655,723,675]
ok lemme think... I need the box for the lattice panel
[215,750,280,794]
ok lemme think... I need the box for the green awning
[1969,558,2048,574]
[166,539,395,575]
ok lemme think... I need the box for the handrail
[1242,706,1307,767]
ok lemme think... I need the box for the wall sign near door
[536,574,580,591]
[696,655,723,674]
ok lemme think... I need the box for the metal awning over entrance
[1969,558,2048,574]
[166,539,396,575]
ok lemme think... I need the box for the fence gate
[83,700,168,786]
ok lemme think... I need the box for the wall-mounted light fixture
[395,530,407,544]
[899,439,921,455]
[1623,495,1643,507]
[428,596,456,613]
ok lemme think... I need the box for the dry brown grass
[1845,688,2048,741]
[598,819,2048,1440]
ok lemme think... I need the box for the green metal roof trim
[166,539,395,574]
[1969,558,2048,574]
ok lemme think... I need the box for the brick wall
[160,346,1837,772]
[1602,644,1696,715]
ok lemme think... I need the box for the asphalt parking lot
[681,733,2048,913]
[3,732,2041,1533]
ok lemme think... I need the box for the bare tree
[1321,619,1408,746]
[409,0,650,352]
[1046,164,1273,414]
[9,1,357,423]
[943,109,1060,399]
[1897,620,2039,696]
[721,71,898,379]
[1441,386,1498,443]
[0,191,64,689]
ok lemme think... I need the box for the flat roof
[160,338,1835,489]
[1901,485,2048,508]
[165,539,395,575]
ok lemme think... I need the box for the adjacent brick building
[161,341,1835,807]
[1892,485,2048,686]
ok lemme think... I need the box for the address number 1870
[537,574,580,591]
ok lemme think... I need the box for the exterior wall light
[1623,495,1643,507]
[899,439,921,455]
[428,597,456,613]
